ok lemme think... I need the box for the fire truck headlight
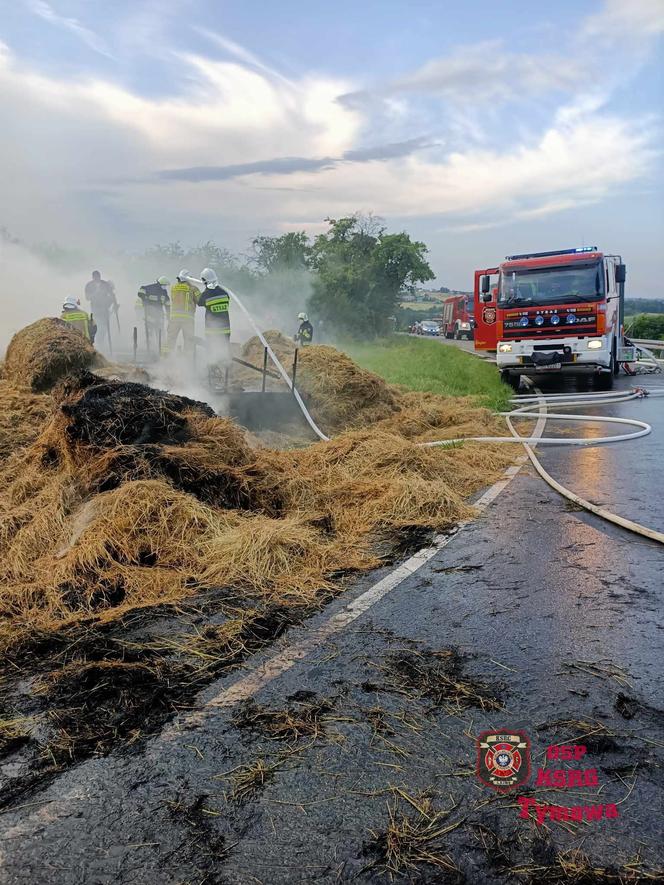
[498,343,512,353]
[587,338,604,350]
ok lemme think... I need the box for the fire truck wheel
[594,363,615,391]
[501,370,521,391]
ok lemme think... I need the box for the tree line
[136,215,434,338]
[3,216,434,339]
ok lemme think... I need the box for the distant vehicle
[419,321,441,336]
[473,247,630,390]
[440,294,474,340]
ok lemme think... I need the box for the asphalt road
[1,377,663,884]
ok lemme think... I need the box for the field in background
[345,336,511,410]
[399,301,443,311]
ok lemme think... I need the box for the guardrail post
[133,326,138,363]
[262,346,268,392]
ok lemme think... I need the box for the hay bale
[3,318,101,391]
[0,380,54,460]
[297,346,400,431]
[234,330,297,391]
[237,335,400,432]
[241,330,296,368]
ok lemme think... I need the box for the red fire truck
[440,294,474,340]
[473,247,631,390]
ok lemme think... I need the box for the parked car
[419,321,441,336]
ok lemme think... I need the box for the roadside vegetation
[345,336,511,410]
[626,313,664,340]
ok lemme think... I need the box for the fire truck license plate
[539,362,562,370]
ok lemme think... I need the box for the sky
[0,0,663,294]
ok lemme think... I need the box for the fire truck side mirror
[480,275,491,294]
[615,264,626,284]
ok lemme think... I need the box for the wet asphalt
[1,376,663,884]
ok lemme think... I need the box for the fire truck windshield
[499,262,604,307]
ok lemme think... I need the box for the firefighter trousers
[205,327,231,366]
[144,316,165,355]
[165,317,195,355]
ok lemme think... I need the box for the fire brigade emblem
[483,307,496,325]
[477,731,530,792]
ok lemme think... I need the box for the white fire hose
[189,280,330,441]
[200,283,664,544]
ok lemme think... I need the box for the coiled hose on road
[211,285,664,544]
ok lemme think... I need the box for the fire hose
[208,285,664,544]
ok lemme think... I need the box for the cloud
[584,0,664,40]
[0,0,660,263]
[339,0,663,113]
[25,0,115,59]
[342,136,435,162]
[157,137,434,183]
[236,108,657,223]
[159,156,337,182]
[195,28,297,90]
[339,43,588,107]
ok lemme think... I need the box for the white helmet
[200,267,218,288]
[63,296,78,310]
[157,276,170,287]
[177,268,190,282]
[298,312,308,322]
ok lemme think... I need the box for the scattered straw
[369,791,462,876]
[0,330,516,659]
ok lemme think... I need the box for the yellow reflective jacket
[170,281,199,319]
[61,308,92,341]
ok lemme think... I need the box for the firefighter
[295,312,313,346]
[84,270,117,350]
[197,267,231,368]
[165,269,199,356]
[61,296,97,343]
[136,276,170,355]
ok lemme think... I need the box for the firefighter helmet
[201,267,218,288]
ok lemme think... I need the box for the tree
[129,241,257,291]
[307,215,434,337]
[251,232,311,274]
[625,298,664,315]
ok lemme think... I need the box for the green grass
[345,336,511,410]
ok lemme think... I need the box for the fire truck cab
[440,294,474,340]
[473,247,628,390]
